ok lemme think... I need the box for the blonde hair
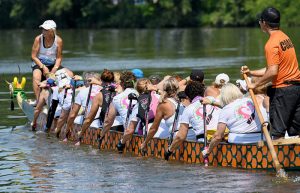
[160,77,179,103]
[114,71,121,84]
[136,78,151,94]
[220,83,243,106]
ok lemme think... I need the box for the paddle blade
[10,100,14,111]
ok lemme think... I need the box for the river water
[0,28,300,192]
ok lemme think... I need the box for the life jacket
[136,91,159,133]
[99,85,117,123]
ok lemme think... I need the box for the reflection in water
[0,28,274,74]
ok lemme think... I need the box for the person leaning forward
[241,7,300,139]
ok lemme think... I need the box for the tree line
[1,0,299,29]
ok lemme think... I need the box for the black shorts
[32,64,63,80]
[267,85,300,137]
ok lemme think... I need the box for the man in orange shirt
[241,7,300,138]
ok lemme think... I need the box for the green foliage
[47,0,72,16]
[1,0,300,29]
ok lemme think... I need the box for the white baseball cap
[39,20,57,30]
[236,79,247,91]
[215,73,230,85]
[236,77,251,91]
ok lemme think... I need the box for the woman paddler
[117,78,160,152]
[164,81,220,159]
[140,77,184,151]
[202,83,267,158]
[62,72,101,141]
[96,71,139,145]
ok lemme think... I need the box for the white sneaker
[28,100,37,106]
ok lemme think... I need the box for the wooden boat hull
[17,92,300,170]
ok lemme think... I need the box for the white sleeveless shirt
[38,34,58,66]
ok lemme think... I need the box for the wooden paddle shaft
[243,74,283,172]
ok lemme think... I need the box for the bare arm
[207,123,226,153]
[250,65,278,89]
[80,93,102,135]
[241,66,266,77]
[143,104,165,145]
[168,123,189,152]
[250,68,267,77]
[100,103,117,138]
[65,103,80,132]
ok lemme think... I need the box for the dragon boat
[11,78,300,171]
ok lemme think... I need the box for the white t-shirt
[112,88,138,128]
[75,85,101,108]
[179,100,220,136]
[219,98,261,134]
[219,97,264,143]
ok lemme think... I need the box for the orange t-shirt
[265,30,300,88]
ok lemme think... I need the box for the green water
[0,28,299,192]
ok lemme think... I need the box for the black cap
[190,69,204,82]
[259,7,280,25]
[149,74,162,85]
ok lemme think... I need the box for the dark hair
[120,71,136,89]
[184,81,205,101]
[260,7,280,28]
[101,69,114,83]
[149,75,161,85]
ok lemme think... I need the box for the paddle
[10,93,14,111]
[6,80,15,111]
[62,87,69,106]
[81,83,93,127]
[45,85,59,133]
[141,92,152,155]
[168,99,181,146]
[243,73,287,178]
[124,93,138,129]
[143,92,152,138]
[71,80,77,107]
[202,104,208,167]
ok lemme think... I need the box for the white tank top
[164,98,183,130]
[38,34,58,66]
